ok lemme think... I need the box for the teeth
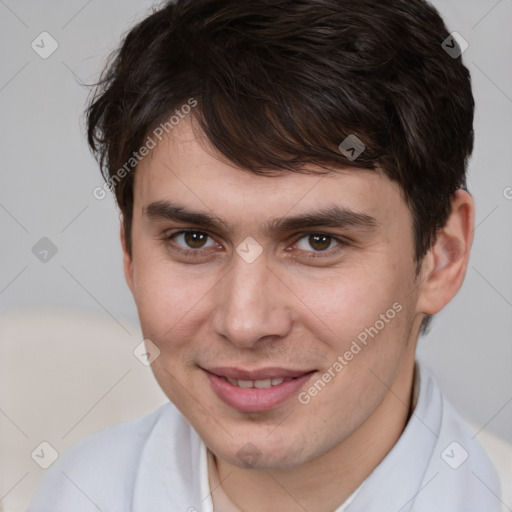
[254,379,272,389]
[225,377,287,388]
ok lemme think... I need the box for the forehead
[133,118,406,228]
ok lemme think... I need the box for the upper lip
[204,366,315,381]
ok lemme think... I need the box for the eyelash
[163,229,348,259]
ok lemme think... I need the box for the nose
[210,254,294,349]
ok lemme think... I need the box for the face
[123,117,424,470]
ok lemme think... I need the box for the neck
[213,360,416,512]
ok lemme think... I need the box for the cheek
[130,246,208,348]
[295,264,405,349]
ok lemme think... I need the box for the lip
[203,367,317,413]
[207,366,313,381]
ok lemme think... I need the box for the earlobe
[416,190,475,316]
[120,222,135,294]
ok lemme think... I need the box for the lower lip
[205,370,316,413]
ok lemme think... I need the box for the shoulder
[27,402,179,512]
[416,366,502,511]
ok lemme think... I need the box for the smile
[203,367,317,413]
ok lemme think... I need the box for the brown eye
[308,234,332,251]
[183,231,209,248]
[292,233,346,258]
[167,230,217,252]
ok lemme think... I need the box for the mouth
[203,366,317,413]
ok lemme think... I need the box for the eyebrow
[144,200,378,234]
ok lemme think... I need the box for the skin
[122,117,474,511]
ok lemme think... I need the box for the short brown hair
[86,0,475,334]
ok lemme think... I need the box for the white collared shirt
[28,363,502,511]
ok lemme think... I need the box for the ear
[416,189,475,316]
[120,220,135,294]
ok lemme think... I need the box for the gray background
[1,0,511,454]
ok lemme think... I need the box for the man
[28,0,502,510]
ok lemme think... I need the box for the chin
[210,433,315,471]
